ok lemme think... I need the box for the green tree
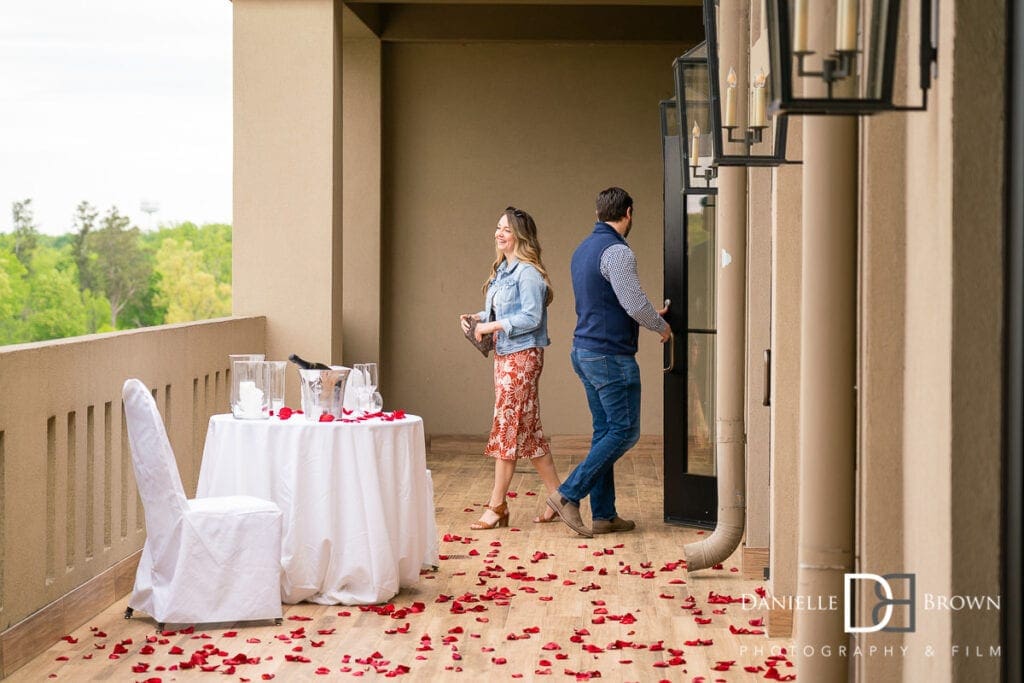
[10,199,39,266]
[0,247,30,344]
[188,222,232,284]
[116,269,165,329]
[83,289,114,334]
[24,245,88,341]
[153,238,231,323]
[70,201,99,291]
[2,208,234,345]
[85,206,151,329]
[143,221,232,285]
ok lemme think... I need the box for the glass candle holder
[266,360,288,413]
[231,360,271,419]
[228,353,265,412]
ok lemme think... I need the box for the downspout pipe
[683,0,748,572]
[792,8,857,679]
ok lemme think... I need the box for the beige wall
[746,168,771,550]
[768,157,802,605]
[857,92,909,683]
[945,0,1005,676]
[856,7,911,676]
[380,41,684,435]
[341,8,383,367]
[899,0,1005,679]
[234,0,343,397]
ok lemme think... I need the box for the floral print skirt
[484,347,552,461]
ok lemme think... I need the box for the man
[547,187,671,537]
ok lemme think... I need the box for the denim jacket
[476,260,550,355]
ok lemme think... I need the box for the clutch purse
[464,318,494,357]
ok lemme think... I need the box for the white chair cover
[123,378,283,625]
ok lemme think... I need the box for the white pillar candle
[237,381,265,417]
[793,0,809,52]
[690,121,701,168]
[837,0,858,51]
[724,67,737,127]
[752,70,768,127]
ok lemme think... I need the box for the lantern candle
[837,0,858,51]
[752,69,768,128]
[724,67,737,127]
[690,121,701,168]
[793,0,808,52]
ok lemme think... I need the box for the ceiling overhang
[343,2,703,43]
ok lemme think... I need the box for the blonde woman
[460,207,562,529]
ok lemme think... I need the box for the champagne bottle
[288,354,332,370]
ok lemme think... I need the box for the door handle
[763,348,771,407]
[663,331,675,373]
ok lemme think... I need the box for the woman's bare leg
[530,453,562,521]
[475,458,516,526]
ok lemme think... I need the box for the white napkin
[343,370,365,412]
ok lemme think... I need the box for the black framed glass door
[661,100,717,528]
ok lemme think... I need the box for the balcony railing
[0,316,266,676]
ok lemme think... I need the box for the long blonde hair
[481,206,554,306]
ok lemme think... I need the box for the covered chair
[122,378,283,627]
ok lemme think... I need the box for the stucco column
[743,0,773,573]
[745,165,770,557]
[793,97,858,683]
[341,11,383,367]
[767,149,802,638]
[233,0,344,402]
[856,45,908,683]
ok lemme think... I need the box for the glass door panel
[661,100,718,527]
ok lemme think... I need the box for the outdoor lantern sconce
[672,42,718,195]
[766,0,939,115]
[702,0,795,166]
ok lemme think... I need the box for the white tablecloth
[196,413,438,605]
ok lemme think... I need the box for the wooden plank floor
[8,435,796,682]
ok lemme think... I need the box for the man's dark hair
[596,187,633,223]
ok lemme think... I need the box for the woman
[460,206,562,529]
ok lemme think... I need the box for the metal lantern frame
[766,0,939,115]
[659,99,677,142]
[673,42,718,195]
[659,98,691,198]
[702,0,796,166]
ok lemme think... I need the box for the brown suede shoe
[592,516,636,534]
[546,494,593,538]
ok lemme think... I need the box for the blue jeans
[558,347,641,521]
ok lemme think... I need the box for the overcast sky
[0,1,232,236]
